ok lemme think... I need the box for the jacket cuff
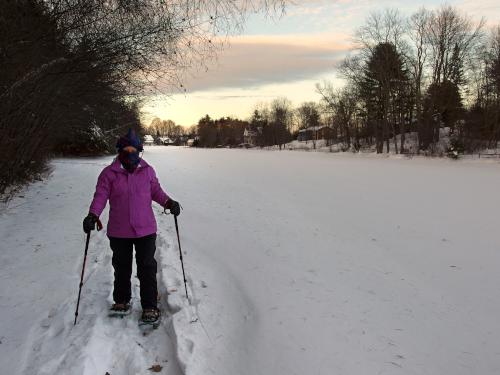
[88,210,99,218]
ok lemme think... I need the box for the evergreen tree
[360,42,409,153]
[422,80,463,149]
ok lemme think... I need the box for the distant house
[243,127,262,146]
[297,129,309,142]
[187,136,199,147]
[143,134,154,145]
[159,136,174,145]
[297,126,334,142]
[178,135,189,146]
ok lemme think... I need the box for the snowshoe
[138,308,161,329]
[108,302,132,318]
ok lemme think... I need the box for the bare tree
[296,102,320,130]
[407,8,431,151]
[296,102,320,148]
[425,5,484,86]
[38,0,287,95]
[270,97,293,149]
[340,9,407,91]
[354,8,407,56]
[316,82,358,149]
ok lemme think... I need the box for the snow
[287,128,455,155]
[1,148,500,374]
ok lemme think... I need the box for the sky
[141,0,500,127]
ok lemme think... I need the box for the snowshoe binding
[138,308,161,329]
[108,302,132,318]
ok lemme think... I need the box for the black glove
[83,213,98,234]
[165,199,181,217]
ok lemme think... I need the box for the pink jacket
[89,158,170,238]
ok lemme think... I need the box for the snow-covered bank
[285,128,500,158]
[1,148,500,374]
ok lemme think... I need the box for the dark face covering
[118,150,141,172]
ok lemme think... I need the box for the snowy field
[1,147,500,375]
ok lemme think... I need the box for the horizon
[140,0,499,128]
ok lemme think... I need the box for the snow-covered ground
[286,127,500,157]
[1,147,500,375]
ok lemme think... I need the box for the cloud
[456,0,500,25]
[180,33,350,92]
[192,94,276,100]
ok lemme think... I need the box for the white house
[143,134,154,146]
[159,136,174,145]
[243,127,262,146]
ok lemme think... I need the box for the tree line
[148,97,298,148]
[196,98,296,148]
[318,5,500,155]
[0,0,284,195]
[147,118,193,142]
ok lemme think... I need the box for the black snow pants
[109,233,158,309]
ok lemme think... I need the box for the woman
[82,129,180,324]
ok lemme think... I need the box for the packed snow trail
[1,149,500,374]
[21,227,185,375]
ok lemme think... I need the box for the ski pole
[74,232,91,325]
[174,216,189,301]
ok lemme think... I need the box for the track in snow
[21,219,185,375]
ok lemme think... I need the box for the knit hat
[116,128,144,152]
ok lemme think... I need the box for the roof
[298,126,332,133]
